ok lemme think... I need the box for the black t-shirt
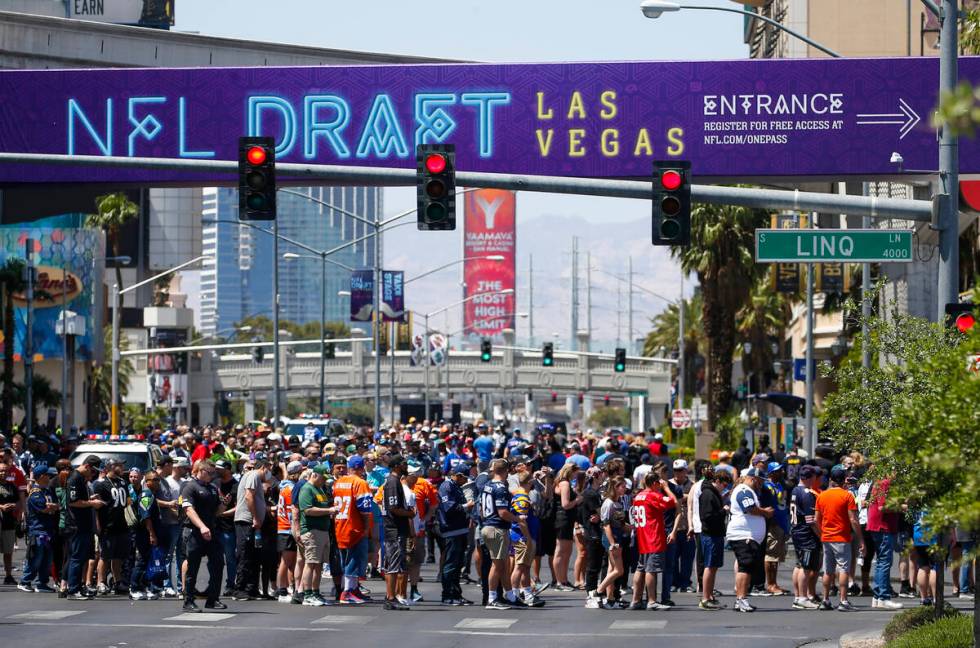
[217,477,239,533]
[789,485,819,549]
[479,479,511,529]
[381,473,409,538]
[0,477,18,527]
[579,486,603,540]
[663,481,684,534]
[94,476,130,534]
[180,478,220,531]
[66,470,94,532]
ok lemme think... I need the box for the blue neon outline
[179,97,215,158]
[355,94,409,159]
[304,95,351,159]
[247,96,297,157]
[127,96,166,157]
[67,98,112,156]
[414,93,458,148]
[461,92,511,157]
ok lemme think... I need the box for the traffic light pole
[373,218,382,433]
[936,0,960,321]
[319,253,327,414]
[272,218,281,427]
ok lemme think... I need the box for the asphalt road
[0,545,972,648]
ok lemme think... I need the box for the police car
[69,433,164,473]
[283,414,346,443]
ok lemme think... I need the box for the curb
[838,627,886,648]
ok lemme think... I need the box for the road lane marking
[8,611,86,620]
[312,614,377,624]
[454,618,517,629]
[610,620,668,630]
[162,612,236,622]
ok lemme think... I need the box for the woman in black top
[552,462,583,590]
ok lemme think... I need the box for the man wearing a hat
[18,465,59,592]
[725,466,773,613]
[231,452,269,600]
[93,458,132,595]
[789,466,823,609]
[273,460,304,603]
[213,459,239,596]
[438,462,473,605]
[65,455,105,599]
[297,464,337,606]
[332,455,373,604]
[814,466,864,611]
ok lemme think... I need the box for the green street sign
[755,229,913,263]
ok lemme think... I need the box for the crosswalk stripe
[162,612,236,622]
[312,614,377,625]
[8,610,86,620]
[609,620,668,630]
[455,618,517,629]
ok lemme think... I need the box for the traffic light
[480,338,492,362]
[945,302,977,334]
[604,395,611,407]
[614,347,627,372]
[252,343,264,364]
[550,390,557,403]
[417,144,456,230]
[324,334,335,360]
[652,160,691,246]
[542,342,554,367]
[239,136,276,220]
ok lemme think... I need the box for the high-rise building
[200,186,381,337]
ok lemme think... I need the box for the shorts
[300,529,331,564]
[383,536,408,574]
[0,528,15,554]
[822,541,851,575]
[731,539,764,574]
[406,535,425,568]
[339,537,369,578]
[555,519,574,542]
[100,532,131,561]
[793,544,822,572]
[513,539,535,567]
[701,535,725,569]
[635,551,665,573]
[538,522,557,556]
[913,545,943,570]
[764,524,787,563]
[277,534,297,553]
[481,526,511,561]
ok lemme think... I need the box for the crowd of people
[0,420,975,614]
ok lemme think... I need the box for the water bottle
[254,529,264,549]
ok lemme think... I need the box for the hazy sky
[175,1,748,345]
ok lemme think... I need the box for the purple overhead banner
[0,56,977,183]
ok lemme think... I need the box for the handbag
[146,546,167,580]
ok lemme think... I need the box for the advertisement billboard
[0,225,103,362]
[0,57,973,184]
[349,269,405,322]
[463,189,516,341]
[69,0,174,27]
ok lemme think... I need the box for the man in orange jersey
[274,461,303,602]
[408,461,439,603]
[333,456,374,604]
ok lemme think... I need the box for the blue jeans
[340,537,369,579]
[66,531,93,594]
[20,534,53,588]
[869,531,894,600]
[673,533,696,589]
[160,523,180,590]
[959,541,975,592]
[661,538,678,601]
[219,528,238,590]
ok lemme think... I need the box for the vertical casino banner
[463,189,516,342]
[0,224,103,363]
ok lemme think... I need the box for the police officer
[179,459,227,612]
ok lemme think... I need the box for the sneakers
[129,590,147,601]
[793,598,820,609]
[396,595,413,607]
[96,583,110,596]
[353,587,372,601]
[818,599,834,611]
[584,595,601,609]
[699,599,722,611]
[647,601,670,610]
[629,601,645,610]
[847,584,862,596]
[533,582,551,596]
[899,584,915,598]
[733,598,755,613]
[660,599,676,607]
[34,584,57,594]
[524,594,546,608]
[68,591,93,601]
[458,597,475,606]
[920,598,934,607]
[441,598,462,606]
[836,600,856,611]
[277,593,293,603]
[231,591,256,601]
[17,583,33,593]
[749,587,772,597]
[204,601,228,610]
[410,590,424,603]
[959,592,975,601]
[487,599,511,610]
[182,600,201,613]
[339,591,366,605]
[163,587,179,598]
[383,598,410,611]
[875,598,903,610]
[145,590,160,601]
[303,594,326,606]
[554,583,576,592]
[599,598,619,610]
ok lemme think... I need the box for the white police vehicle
[69,433,164,473]
[283,415,346,444]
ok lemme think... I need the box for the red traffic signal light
[652,160,691,246]
[425,153,447,174]
[246,146,267,165]
[956,312,976,334]
[661,169,682,191]
[417,144,456,231]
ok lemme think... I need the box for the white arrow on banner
[856,98,921,140]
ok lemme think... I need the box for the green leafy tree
[85,193,138,290]
[737,268,794,391]
[0,257,26,433]
[588,406,630,430]
[89,325,133,427]
[672,200,770,441]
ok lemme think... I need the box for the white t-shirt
[632,464,653,486]
[403,484,423,535]
[726,483,766,543]
[689,478,705,534]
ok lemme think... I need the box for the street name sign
[755,229,913,263]
[0,56,978,184]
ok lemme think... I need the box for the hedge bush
[885,614,973,648]
[882,603,959,643]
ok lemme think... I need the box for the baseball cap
[83,455,102,468]
[32,464,50,479]
[312,464,330,476]
[654,433,664,441]
[251,451,269,465]
[286,460,304,475]
[407,460,423,476]
[799,465,819,480]
[46,467,58,477]
[324,442,337,453]
[387,454,406,469]
[214,459,232,471]
[174,457,191,468]
[672,459,689,471]
[451,462,471,475]
[830,465,848,483]
[766,461,785,474]
[751,454,769,465]
[347,455,365,470]
[745,466,767,478]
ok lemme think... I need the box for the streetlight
[111,254,212,435]
[419,288,515,421]
[639,0,842,58]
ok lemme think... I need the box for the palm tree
[85,193,138,291]
[89,325,133,427]
[0,257,27,433]
[672,200,770,438]
[737,269,794,392]
[643,290,705,401]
